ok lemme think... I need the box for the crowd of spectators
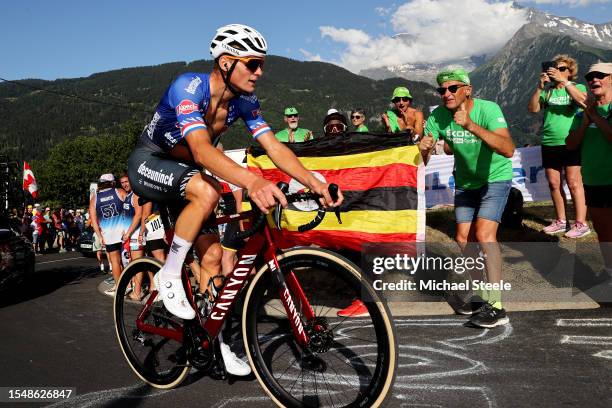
[11,204,87,255]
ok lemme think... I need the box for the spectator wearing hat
[350,108,369,132]
[323,109,348,136]
[382,86,424,139]
[89,173,127,295]
[567,62,612,281]
[420,68,515,328]
[275,107,314,143]
[528,54,589,238]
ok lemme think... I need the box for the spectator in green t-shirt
[275,106,313,143]
[420,69,516,329]
[528,54,589,239]
[381,86,424,140]
[350,108,369,132]
[566,62,612,282]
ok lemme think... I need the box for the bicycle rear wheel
[114,257,190,388]
[243,247,397,408]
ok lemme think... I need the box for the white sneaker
[220,343,252,376]
[153,272,195,320]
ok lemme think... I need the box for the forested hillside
[0,56,439,162]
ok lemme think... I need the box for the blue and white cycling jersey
[122,192,141,249]
[143,73,271,152]
[95,188,124,245]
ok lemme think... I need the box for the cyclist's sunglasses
[351,115,363,119]
[324,123,347,133]
[392,97,411,103]
[585,71,610,82]
[436,84,468,95]
[227,56,265,73]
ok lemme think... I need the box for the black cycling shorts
[145,238,167,252]
[128,141,199,203]
[105,242,122,253]
[541,145,581,169]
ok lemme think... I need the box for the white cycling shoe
[153,272,196,320]
[220,342,252,376]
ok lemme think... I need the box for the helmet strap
[219,59,243,96]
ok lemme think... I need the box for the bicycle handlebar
[232,183,341,241]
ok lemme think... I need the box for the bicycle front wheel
[114,257,190,388]
[243,247,397,408]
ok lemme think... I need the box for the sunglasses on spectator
[351,115,363,119]
[556,66,569,72]
[436,84,468,95]
[226,56,265,72]
[585,71,610,82]
[285,114,298,118]
[392,97,411,103]
[324,123,347,133]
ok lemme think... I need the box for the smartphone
[541,61,557,72]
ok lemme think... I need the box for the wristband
[563,81,573,88]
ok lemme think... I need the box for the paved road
[0,253,611,407]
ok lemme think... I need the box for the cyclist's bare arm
[257,132,344,207]
[88,194,102,243]
[183,128,286,213]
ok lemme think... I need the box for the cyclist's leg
[128,146,219,319]
[193,233,222,296]
[157,173,220,319]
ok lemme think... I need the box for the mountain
[526,7,612,49]
[470,22,612,145]
[358,7,611,85]
[0,56,440,162]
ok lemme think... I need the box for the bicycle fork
[265,249,314,347]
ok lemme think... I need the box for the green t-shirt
[356,124,369,132]
[540,84,587,146]
[570,103,612,186]
[386,110,401,133]
[425,99,513,189]
[275,127,312,143]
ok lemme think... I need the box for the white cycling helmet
[210,24,268,59]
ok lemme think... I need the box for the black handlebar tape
[327,183,342,224]
[297,207,326,232]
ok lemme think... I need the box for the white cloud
[518,0,610,7]
[299,48,323,62]
[375,6,393,16]
[318,0,528,73]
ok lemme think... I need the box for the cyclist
[127,24,342,374]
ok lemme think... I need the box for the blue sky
[1,0,610,80]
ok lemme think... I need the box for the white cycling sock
[161,234,192,279]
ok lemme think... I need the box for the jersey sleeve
[483,102,508,131]
[238,94,271,139]
[167,75,207,138]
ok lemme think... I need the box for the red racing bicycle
[113,183,397,407]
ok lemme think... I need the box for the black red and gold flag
[247,132,425,251]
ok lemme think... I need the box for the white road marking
[556,318,612,327]
[37,256,85,265]
[560,335,612,346]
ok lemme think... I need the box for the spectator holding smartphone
[566,62,612,281]
[528,54,589,238]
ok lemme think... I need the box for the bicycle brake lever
[275,182,289,230]
[328,184,342,224]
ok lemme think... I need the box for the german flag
[247,132,425,251]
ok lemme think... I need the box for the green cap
[284,107,299,116]
[391,87,412,100]
[436,69,470,85]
